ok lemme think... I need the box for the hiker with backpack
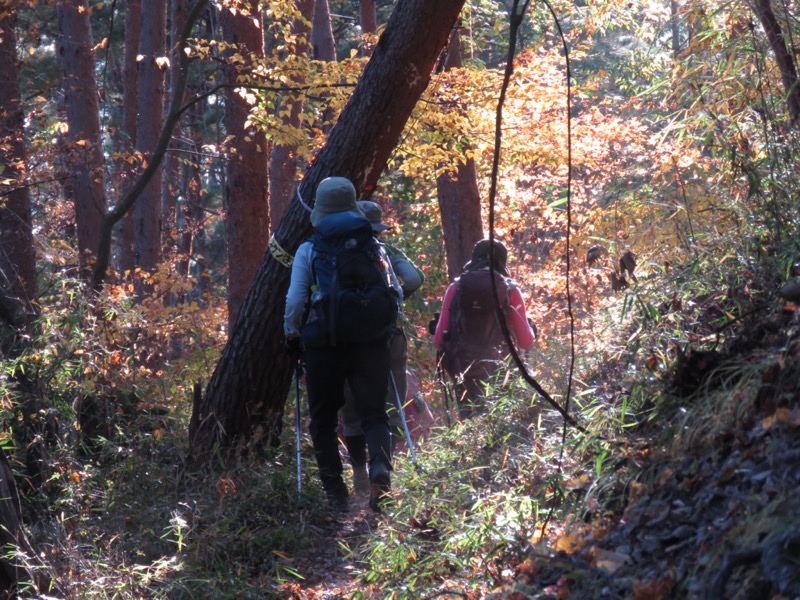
[283,177,401,513]
[433,238,536,418]
[339,200,425,495]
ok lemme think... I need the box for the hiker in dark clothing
[283,177,401,513]
[433,238,536,418]
[340,200,425,494]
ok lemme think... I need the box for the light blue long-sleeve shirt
[283,212,403,338]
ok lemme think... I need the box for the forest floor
[276,298,800,599]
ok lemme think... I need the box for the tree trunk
[181,102,207,301]
[311,0,337,133]
[752,0,800,125]
[134,0,167,277]
[57,0,108,278]
[436,161,483,279]
[436,27,483,280]
[670,0,680,60]
[189,0,467,461]
[0,2,37,325]
[0,16,49,582]
[359,0,377,54]
[161,0,187,267]
[115,0,141,276]
[91,0,208,290]
[311,0,336,60]
[220,1,270,328]
[268,0,315,232]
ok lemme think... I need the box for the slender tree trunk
[183,147,206,299]
[311,0,336,60]
[311,0,337,133]
[90,0,208,289]
[268,0,315,232]
[189,0,466,461]
[161,0,187,267]
[359,0,377,54]
[57,0,108,278]
[177,102,207,301]
[0,11,52,596]
[134,0,167,277]
[436,27,483,280]
[753,0,800,125]
[220,0,269,328]
[670,0,680,60]
[115,0,141,276]
[0,3,37,324]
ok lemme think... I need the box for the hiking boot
[324,477,350,514]
[368,461,392,513]
[352,463,370,495]
[326,489,349,514]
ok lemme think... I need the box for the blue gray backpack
[300,212,398,348]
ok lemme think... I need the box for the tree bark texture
[436,28,483,280]
[189,0,467,461]
[57,0,108,277]
[268,0,315,233]
[134,0,167,275]
[220,1,270,328]
[753,0,800,125]
[0,2,37,323]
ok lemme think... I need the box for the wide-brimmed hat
[310,177,358,227]
[464,238,509,276]
[357,200,391,232]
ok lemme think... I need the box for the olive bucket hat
[356,200,391,232]
[310,177,359,227]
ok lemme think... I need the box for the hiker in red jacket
[433,238,536,418]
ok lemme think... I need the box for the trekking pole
[389,371,416,462]
[293,360,303,499]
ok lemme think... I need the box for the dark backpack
[300,212,398,348]
[441,269,511,377]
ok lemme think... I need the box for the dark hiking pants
[304,337,392,495]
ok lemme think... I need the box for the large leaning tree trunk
[189,0,468,462]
